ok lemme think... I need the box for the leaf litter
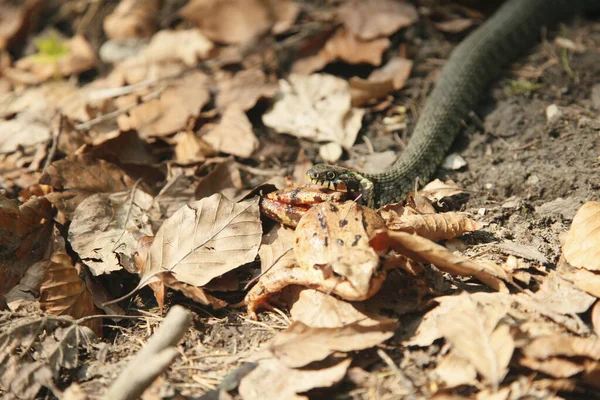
[0,1,599,399]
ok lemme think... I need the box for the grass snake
[307,0,599,207]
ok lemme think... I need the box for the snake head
[306,164,356,192]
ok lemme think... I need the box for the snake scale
[307,0,600,208]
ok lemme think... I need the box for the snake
[307,0,599,208]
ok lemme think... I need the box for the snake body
[307,0,599,207]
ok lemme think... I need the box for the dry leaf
[103,0,159,40]
[134,29,213,67]
[259,224,296,273]
[420,179,466,202]
[116,71,210,138]
[438,294,514,388]
[262,74,364,149]
[434,18,474,34]
[386,212,480,241]
[202,106,259,158]
[13,35,96,84]
[290,289,396,328]
[434,352,478,388]
[4,260,47,310]
[195,158,244,201]
[269,320,397,368]
[216,69,278,111]
[271,0,301,35]
[0,196,53,296]
[157,272,227,309]
[0,0,41,51]
[140,193,261,288]
[562,201,600,271]
[338,0,418,40]
[518,356,585,378]
[239,357,351,400]
[180,0,272,44]
[40,154,144,219]
[529,271,595,315]
[173,130,214,163]
[382,230,508,291]
[350,57,413,106]
[69,189,154,276]
[592,301,600,337]
[39,249,102,336]
[522,335,600,360]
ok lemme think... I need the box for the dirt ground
[2,1,600,399]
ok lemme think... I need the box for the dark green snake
[307,0,599,208]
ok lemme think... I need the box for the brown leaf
[269,320,397,368]
[116,71,210,138]
[239,356,351,400]
[262,74,364,149]
[434,18,474,34]
[140,194,261,288]
[103,0,159,40]
[562,201,600,271]
[39,250,102,336]
[338,0,418,40]
[382,230,508,291]
[0,196,53,296]
[202,105,259,158]
[290,289,396,329]
[529,271,595,315]
[518,356,585,378]
[434,352,477,389]
[157,272,227,309]
[68,189,154,276]
[40,154,144,218]
[522,335,600,360]
[350,57,413,106]
[437,293,515,388]
[13,34,96,84]
[271,0,301,35]
[322,27,390,66]
[0,0,41,51]
[386,212,480,241]
[259,224,296,274]
[173,130,214,163]
[592,301,600,337]
[216,69,278,111]
[195,158,244,201]
[419,179,467,202]
[180,0,272,45]
[557,255,600,298]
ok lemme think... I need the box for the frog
[246,199,391,319]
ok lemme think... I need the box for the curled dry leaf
[103,0,159,40]
[134,29,213,67]
[562,201,600,271]
[157,272,228,310]
[419,179,466,202]
[0,196,53,296]
[202,105,259,158]
[68,189,154,276]
[40,154,144,219]
[39,249,102,336]
[140,193,261,288]
[0,0,41,51]
[386,212,480,241]
[434,18,474,34]
[269,320,397,368]
[437,294,515,389]
[238,356,351,400]
[350,57,413,106]
[380,230,508,291]
[116,71,210,138]
[195,157,244,201]
[522,335,600,360]
[518,356,585,379]
[216,69,278,111]
[338,0,418,40]
[262,74,364,149]
[13,35,96,84]
[180,0,272,45]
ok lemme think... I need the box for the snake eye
[326,171,336,180]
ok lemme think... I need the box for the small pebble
[442,153,467,170]
[545,104,562,123]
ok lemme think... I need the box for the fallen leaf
[350,57,413,106]
[4,260,47,310]
[434,352,478,388]
[116,71,210,138]
[40,154,145,219]
[157,272,227,309]
[180,0,272,45]
[269,320,397,368]
[562,201,600,271]
[592,301,600,337]
[438,293,515,388]
[133,29,214,67]
[557,257,600,298]
[0,109,51,153]
[290,289,395,328]
[68,189,154,276]
[434,18,474,34]
[202,106,259,158]
[386,212,480,241]
[39,249,102,336]
[262,74,364,149]
[103,0,159,40]
[173,130,214,163]
[216,69,278,111]
[195,158,244,201]
[419,179,466,202]
[240,356,351,400]
[140,194,261,288]
[522,335,600,360]
[382,230,508,291]
[271,0,301,35]
[529,271,595,315]
[0,196,53,296]
[338,0,418,40]
[259,224,296,274]
[0,0,41,51]
[13,34,96,84]
[150,174,198,224]
[518,356,585,378]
